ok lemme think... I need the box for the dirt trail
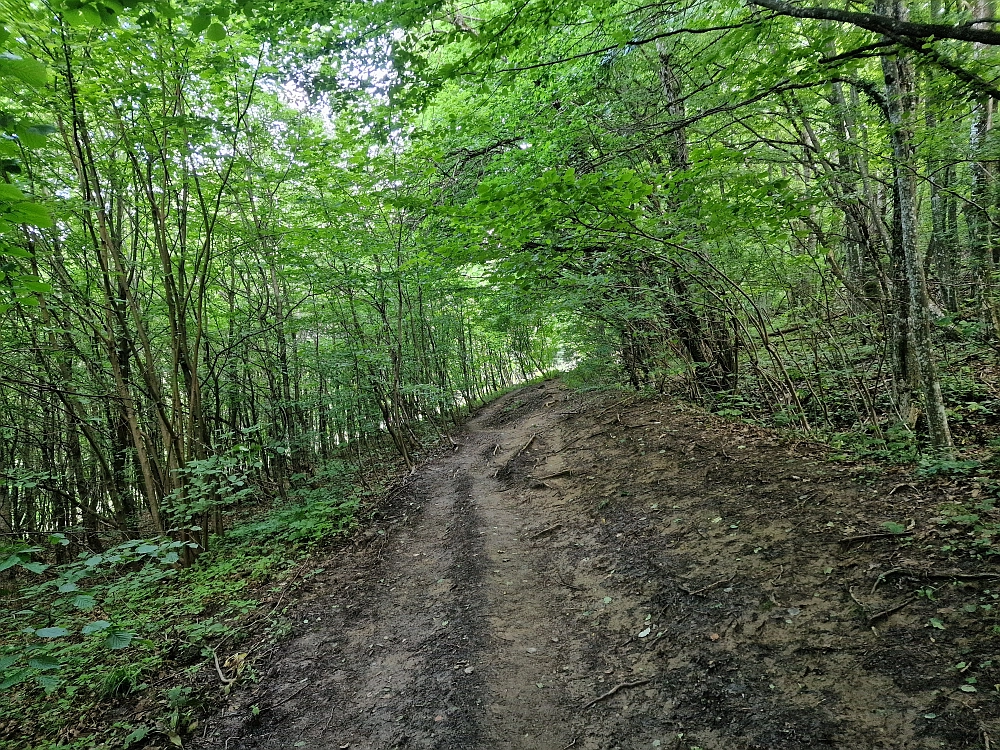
[202,381,1000,750]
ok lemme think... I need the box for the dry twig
[866,598,913,625]
[553,570,583,591]
[531,524,563,540]
[582,678,651,709]
[847,586,869,615]
[531,469,574,481]
[265,682,309,710]
[839,532,902,545]
[212,648,237,686]
[871,567,1000,594]
[496,433,538,477]
[681,575,736,596]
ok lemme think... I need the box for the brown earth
[197,380,1000,750]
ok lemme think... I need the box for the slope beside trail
[200,381,1000,750]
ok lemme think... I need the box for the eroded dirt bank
[199,381,1000,749]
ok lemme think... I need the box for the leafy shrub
[917,457,982,477]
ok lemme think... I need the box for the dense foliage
[4,0,1000,745]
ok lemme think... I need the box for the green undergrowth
[0,460,363,750]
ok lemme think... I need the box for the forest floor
[197,380,1000,750]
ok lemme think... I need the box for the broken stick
[531,523,563,540]
[531,469,574,481]
[582,678,651,709]
[866,598,913,626]
[681,575,735,597]
[496,432,538,478]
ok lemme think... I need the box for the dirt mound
[197,382,1000,750]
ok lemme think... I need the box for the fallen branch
[871,567,1000,594]
[212,648,237,686]
[866,598,914,625]
[681,575,736,596]
[518,433,538,454]
[582,678,651,709]
[556,429,608,454]
[531,469,574,481]
[531,523,563,540]
[622,420,663,431]
[839,532,903,545]
[594,397,634,419]
[496,433,538,478]
[553,570,583,591]
[847,586,868,614]
[265,682,310,710]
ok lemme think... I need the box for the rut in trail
[201,381,1000,750]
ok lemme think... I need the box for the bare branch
[749,0,1000,45]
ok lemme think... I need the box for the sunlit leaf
[205,22,227,41]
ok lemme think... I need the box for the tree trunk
[880,1,954,453]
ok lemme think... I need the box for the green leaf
[35,627,71,638]
[135,544,159,554]
[21,561,49,574]
[57,582,79,593]
[36,674,60,693]
[104,630,134,650]
[83,555,103,567]
[205,22,227,41]
[28,655,61,671]
[62,8,90,27]
[190,12,211,33]
[0,55,48,87]
[929,618,946,630]
[123,726,151,748]
[8,201,53,228]
[72,594,96,611]
[82,620,111,635]
[81,4,104,25]
[19,280,52,294]
[16,125,53,149]
[881,521,906,535]
[0,668,30,690]
[0,655,18,670]
[0,183,26,201]
[960,684,977,692]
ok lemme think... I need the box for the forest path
[206,381,999,750]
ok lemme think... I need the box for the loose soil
[198,381,1000,750]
